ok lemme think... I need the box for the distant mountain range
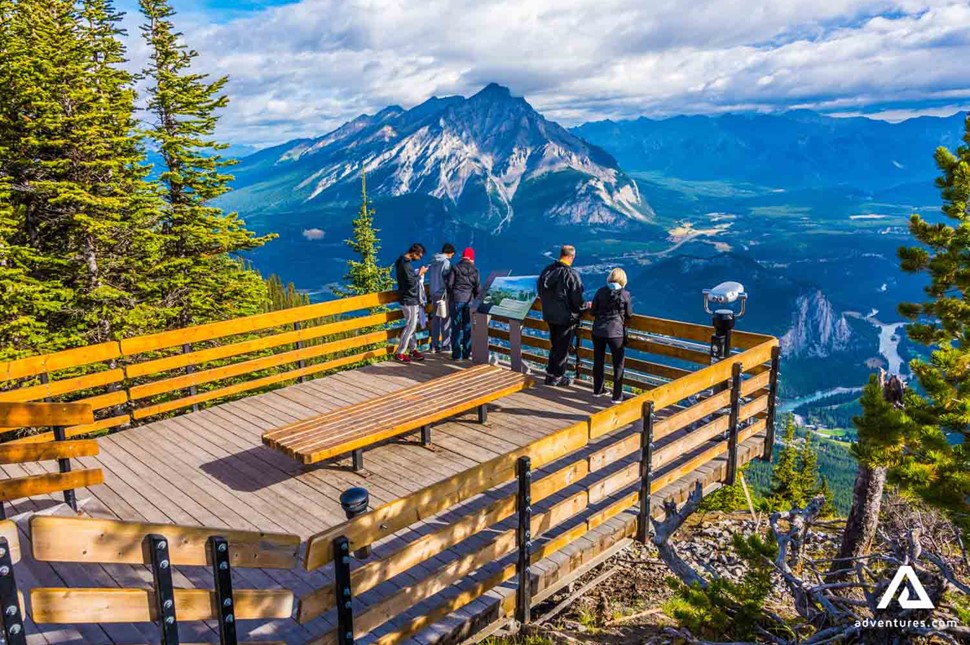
[224,83,650,237]
[573,110,966,199]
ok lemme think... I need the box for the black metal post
[762,346,781,462]
[709,311,736,364]
[147,534,179,645]
[514,456,532,626]
[726,362,743,485]
[208,536,236,645]
[573,327,582,381]
[294,321,307,383]
[420,425,432,447]
[477,404,488,424]
[182,343,199,413]
[637,402,655,544]
[333,536,355,645]
[351,449,364,473]
[51,425,77,512]
[0,537,26,645]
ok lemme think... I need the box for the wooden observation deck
[0,290,780,644]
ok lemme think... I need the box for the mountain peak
[473,82,513,98]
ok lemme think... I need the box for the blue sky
[115,0,970,147]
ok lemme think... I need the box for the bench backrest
[0,403,103,516]
[29,516,300,644]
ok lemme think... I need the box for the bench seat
[261,364,534,469]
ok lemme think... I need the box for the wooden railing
[0,291,404,443]
[0,514,300,645]
[0,402,104,518]
[298,330,780,645]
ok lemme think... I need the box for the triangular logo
[877,565,934,610]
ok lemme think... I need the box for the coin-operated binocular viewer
[703,281,747,364]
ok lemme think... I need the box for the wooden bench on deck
[261,364,534,471]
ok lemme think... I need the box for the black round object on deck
[340,487,369,519]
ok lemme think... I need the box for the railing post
[515,456,532,626]
[762,346,781,462]
[333,536,355,645]
[208,536,237,645]
[0,537,25,645]
[294,321,307,383]
[147,534,179,645]
[182,343,199,413]
[573,327,582,381]
[637,402,655,544]
[726,362,743,485]
[52,425,77,512]
[339,487,371,559]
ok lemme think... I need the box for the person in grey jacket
[591,268,633,403]
[428,243,456,353]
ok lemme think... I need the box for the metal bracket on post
[762,346,781,462]
[333,536,355,645]
[514,456,532,626]
[182,343,199,413]
[726,362,743,485]
[294,321,307,383]
[509,319,524,373]
[471,312,492,365]
[0,537,25,645]
[637,402,655,544]
[52,425,77,512]
[147,534,179,645]
[208,536,236,645]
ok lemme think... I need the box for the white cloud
[116,0,970,146]
[301,228,326,240]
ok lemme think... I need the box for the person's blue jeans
[451,301,472,359]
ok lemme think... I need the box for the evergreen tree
[768,414,802,508]
[795,431,820,503]
[818,476,837,518]
[139,0,273,328]
[265,273,309,311]
[0,0,162,347]
[334,171,394,297]
[894,112,970,523]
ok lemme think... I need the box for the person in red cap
[446,247,481,360]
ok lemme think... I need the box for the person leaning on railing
[590,268,632,404]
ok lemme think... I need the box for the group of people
[393,242,482,363]
[393,243,632,404]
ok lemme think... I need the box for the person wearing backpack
[590,268,633,403]
[428,243,456,353]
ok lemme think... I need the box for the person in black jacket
[446,247,481,360]
[394,242,428,363]
[537,245,584,386]
[591,268,633,403]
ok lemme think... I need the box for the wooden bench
[0,402,104,518]
[262,364,534,470]
[29,515,300,644]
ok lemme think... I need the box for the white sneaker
[593,391,608,398]
[610,396,624,404]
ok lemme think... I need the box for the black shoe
[553,376,573,387]
[544,375,557,385]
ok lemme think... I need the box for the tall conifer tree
[139,0,272,328]
[0,0,161,347]
[334,171,394,297]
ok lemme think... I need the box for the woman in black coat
[590,268,633,403]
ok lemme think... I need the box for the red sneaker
[410,350,426,362]
[395,353,411,363]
